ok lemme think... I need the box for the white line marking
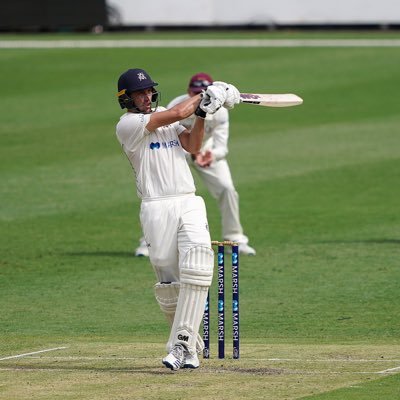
[20,355,400,364]
[0,366,395,375]
[29,356,154,360]
[1,39,400,49]
[265,358,400,362]
[2,352,399,375]
[378,365,400,374]
[0,347,67,361]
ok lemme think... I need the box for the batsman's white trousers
[140,194,212,282]
[190,158,249,244]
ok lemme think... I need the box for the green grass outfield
[1,31,400,399]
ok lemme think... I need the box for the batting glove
[213,81,241,110]
[199,85,227,114]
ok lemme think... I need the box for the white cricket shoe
[134,239,149,257]
[183,352,200,369]
[162,344,186,371]
[225,242,256,256]
[238,243,256,256]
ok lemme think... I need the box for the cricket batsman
[115,68,240,370]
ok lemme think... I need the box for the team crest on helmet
[137,72,147,81]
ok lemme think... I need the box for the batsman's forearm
[173,94,202,120]
[187,118,205,153]
[147,95,202,131]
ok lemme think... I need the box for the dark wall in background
[0,0,107,31]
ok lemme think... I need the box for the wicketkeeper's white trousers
[191,158,249,244]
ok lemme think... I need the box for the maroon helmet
[188,72,213,94]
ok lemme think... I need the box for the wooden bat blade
[240,93,303,107]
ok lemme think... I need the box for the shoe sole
[162,359,183,371]
[162,360,177,371]
[162,360,175,370]
[162,360,198,370]
[182,363,199,369]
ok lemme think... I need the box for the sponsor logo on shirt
[149,140,180,150]
[149,142,160,150]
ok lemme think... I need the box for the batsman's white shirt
[116,107,211,281]
[116,106,195,199]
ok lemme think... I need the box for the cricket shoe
[134,239,149,257]
[183,352,200,369]
[162,344,186,371]
[238,243,256,256]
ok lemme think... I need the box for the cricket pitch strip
[1,342,399,399]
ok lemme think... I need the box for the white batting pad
[155,281,205,354]
[167,283,209,355]
[180,245,214,286]
[154,282,180,326]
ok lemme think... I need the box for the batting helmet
[117,68,159,110]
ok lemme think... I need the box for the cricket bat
[240,93,303,107]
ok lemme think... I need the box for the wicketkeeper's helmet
[117,68,159,110]
[188,72,213,94]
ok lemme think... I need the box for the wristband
[195,105,206,119]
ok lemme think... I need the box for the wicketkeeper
[167,73,256,255]
[115,68,240,370]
